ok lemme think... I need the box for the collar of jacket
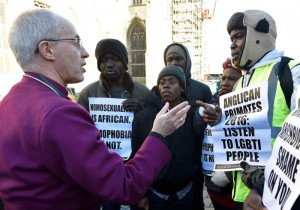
[99,71,134,96]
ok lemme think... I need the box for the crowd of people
[0,7,299,210]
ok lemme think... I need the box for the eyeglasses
[35,38,83,53]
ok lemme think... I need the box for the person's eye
[100,58,107,63]
[112,57,119,62]
[73,38,82,48]
[237,33,245,40]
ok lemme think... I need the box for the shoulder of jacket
[79,81,107,98]
[132,81,150,96]
[288,60,300,69]
[81,81,100,92]
[190,79,209,87]
[133,80,149,88]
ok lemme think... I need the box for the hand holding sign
[122,98,144,113]
[152,102,190,137]
[196,100,222,126]
[241,161,264,189]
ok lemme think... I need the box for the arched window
[128,21,146,83]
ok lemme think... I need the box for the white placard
[202,126,214,176]
[212,82,272,171]
[89,97,134,160]
[263,108,300,210]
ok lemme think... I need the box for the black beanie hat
[227,12,245,34]
[157,65,186,91]
[95,38,128,71]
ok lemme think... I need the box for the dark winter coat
[131,87,201,194]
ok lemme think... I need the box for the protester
[0,9,190,210]
[164,43,212,108]
[198,10,300,210]
[77,38,149,210]
[131,65,201,210]
[77,38,149,113]
[164,43,212,210]
[198,58,242,210]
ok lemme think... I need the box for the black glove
[240,161,265,189]
[122,98,144,113]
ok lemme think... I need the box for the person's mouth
[105,71,115,75]
[221,88,230,92]
[161,91,172,96]
[81,63,86,73]
[231,52,239,61]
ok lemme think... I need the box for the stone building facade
[0,0,216,99]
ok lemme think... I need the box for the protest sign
[89,97,134,160]
[202,126,214,176]
[212,82,272,171]
[263,108,300,210]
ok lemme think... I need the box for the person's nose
[171,59,179,66]
[105,59,115,67]
[230,40,237,51]
[223,79,230,85]
[81,46,89,58]
[163,82,170,89]
[222,79,230,87]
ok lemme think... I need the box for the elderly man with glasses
[0,8,190,210]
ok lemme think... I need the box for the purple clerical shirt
[0,74,171,210]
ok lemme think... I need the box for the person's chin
[106,75,119,81]
[78,77,84,82]
[72,75,84,83]
[162,97,171,103]
[219,90,230,96]
[231,57,240,68]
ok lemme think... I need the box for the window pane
[131,64,146,77]
[130,23,146,78]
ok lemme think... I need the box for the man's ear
[38,41,55,61]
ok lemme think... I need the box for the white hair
[8,9,64,68]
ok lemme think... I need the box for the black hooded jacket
[131,87,201,194]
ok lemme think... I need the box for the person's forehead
[230,28,246,36]
[223,67,241,76]
[103,53,120,59]
[59,17,77,34]
[160,75,178,80]
[167,52,183,58]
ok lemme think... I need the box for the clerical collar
[24,72,68,98]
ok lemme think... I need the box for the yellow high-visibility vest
[232,60,298,202]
